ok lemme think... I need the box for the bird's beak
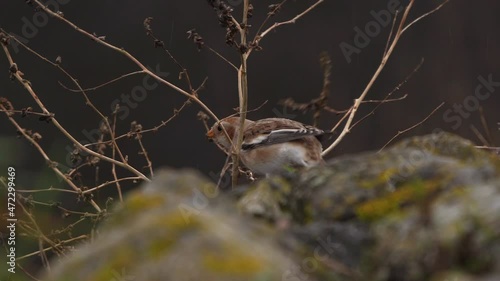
[206,129,214,141]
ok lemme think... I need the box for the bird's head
[206,117,254,154]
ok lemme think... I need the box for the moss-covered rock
[238,132,500,281]
[46,169,307,281]
[47,133,500,281]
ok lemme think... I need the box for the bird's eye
[217,125,222,131]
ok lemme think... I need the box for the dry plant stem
[251,0,324,56]
[29,199,99,216]
[144,29,194,92]
[137,135,154,177]
[1,43,148,183]
[231,0,251,187]
[17,196,64,256]
[17,188,78,194]
[254,0,288,38]
[323,0,450,156]
[30,0,220,125]
[207,46,238,71]
[17,265,42,281]
[351,58,424,129]
[350,94,408,129]
[84,96,194,147]
[0,109,50,117]
[0,104,102,212]
[63,70,146,92]
[330,107,353,134]
[322,0,415,157]
[401,0,451,34]
[383,10,399,57]
[16,235,88,261]
[232,59,249,187]
[475,146,500,150]
[228,0,324,185]
[82,177,142,194]
[39,239,51,271]
[314,52,332,126]
[379,102,445,151]
[217,154,233,189]
[479,107,493,144]
[111,113,123,202]
[470,125,489,147]
[1,32,127,163]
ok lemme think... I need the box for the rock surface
[47,133,500,281]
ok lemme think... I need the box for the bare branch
[61,71,145,92]
[0,103,102,212]
[379,102,445,151]
[402,0,451,34]
[29,0,221,125]
[323,0,415,156]
[256,0,324,45]
[0,41,149,182]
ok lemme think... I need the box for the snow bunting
[206,117,328,176]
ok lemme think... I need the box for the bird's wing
[242,124,328,150]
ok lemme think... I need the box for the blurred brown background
[1,0,499,187]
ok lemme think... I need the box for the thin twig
[29,0,221,125]
[0,108,51,118]
[144,17,195,92]
[17,188,78,194]
[110,111,123,202]
[351,58,424,129]
[479,106,493,145]
[0,103,102,212]
[232,0,251,187]
[207,46,239,71]
[61,71,145,92]
[475,146,500,150]
[0,41,148,182]
[402,0,451,34]
[2,32,128,168]
[82,176,141,194]
[217,154,233,189]
[16,235,87,261]
[253,0,288,41]
[84,96,195,148]
[323,0,416,156]
[136,134,154,177]
[379,102,445,151]
[255,0,324,49]
[17,264,43,281]
[322,1,450,156]
[17,195,64,255]
[383,10,399,57]
[470,125,489,147]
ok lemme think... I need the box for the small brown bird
[206,117,328,176]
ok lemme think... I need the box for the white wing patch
[242,127,325,150]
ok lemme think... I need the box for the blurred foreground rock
[47,133,500,281]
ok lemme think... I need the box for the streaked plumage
[206,117,328,176]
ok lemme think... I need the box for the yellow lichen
[94,246,135,281]
[359,168,399,189]
[202,246,265,275]
[125,193,165,212]
[356,178,441,221]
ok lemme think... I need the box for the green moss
[148,237,175,259]
[202,246,265,275]
[126,193,166,211]
[359,168,399,189]
[356,178,440,221]
[93,246,135,281]
[147,211,202,258]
